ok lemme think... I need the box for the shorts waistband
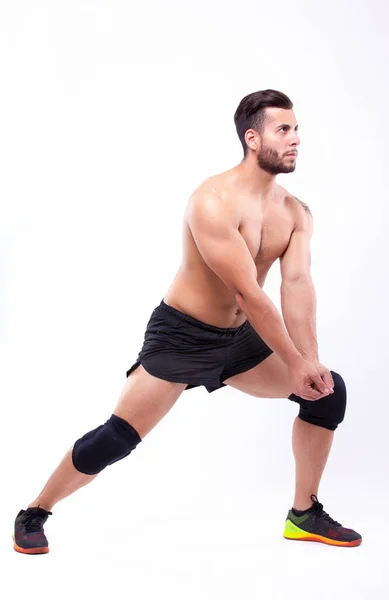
[159,299,245,334]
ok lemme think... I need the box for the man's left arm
[279,200,319,362]
[280,199,334,393]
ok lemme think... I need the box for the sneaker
[283,495,362,547]
[13,507,52,554]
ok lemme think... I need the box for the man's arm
[279,200,318,361]
[187,192,302,366]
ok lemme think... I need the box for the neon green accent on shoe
[284,519,308,539]
[288,511,310,526]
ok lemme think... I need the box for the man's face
[255,107,300,174]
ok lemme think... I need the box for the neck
[234,155,277,197]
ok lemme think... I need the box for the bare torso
[164,168,299,328]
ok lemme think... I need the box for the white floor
[3,483,387,600]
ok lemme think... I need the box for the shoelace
[310,495,341,528]
[22,509,52,533]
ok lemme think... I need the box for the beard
[256,144,296,175]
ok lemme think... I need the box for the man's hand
[311,360,335,395]
[288,357,334,401]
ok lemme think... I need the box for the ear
[244,128,261,152]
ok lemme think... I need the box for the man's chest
[239,208,295,267]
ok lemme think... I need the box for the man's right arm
[186,193,301,367]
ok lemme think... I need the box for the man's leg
[291,417,334,510]
[28,365,186,511]
[223,353,361,545]
[28,449,97,512]
[223,353,334,504]
[14,365,187,553]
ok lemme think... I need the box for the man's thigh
[222,353,293,399]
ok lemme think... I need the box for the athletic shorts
[126,299,274,393]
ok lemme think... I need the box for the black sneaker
[13,507,52,554]
[283,495,362,547]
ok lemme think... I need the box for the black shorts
[126,299,274,393]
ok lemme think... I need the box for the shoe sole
[13,535,49,555]
[283,519,362,547]
[284,534,362,547]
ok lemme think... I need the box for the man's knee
[72,414,142,475]
[288,371,347,431]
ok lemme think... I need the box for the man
[13,89,362,554]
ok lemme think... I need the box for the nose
[290,132,300,147]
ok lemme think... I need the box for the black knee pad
[72,414,142,475]
[288,371,347,431]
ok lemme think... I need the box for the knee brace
[72,414,142,475]
[288,371,347,431]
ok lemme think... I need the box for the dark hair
[234,89,293,155]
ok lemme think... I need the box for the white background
[1,1,388,598]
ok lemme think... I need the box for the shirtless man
[13,89,362,554]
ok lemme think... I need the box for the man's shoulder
[188,171,238,211]
[294,197,312,216]
[193,170,235,196]
[185,173,240,230]
[278,185,312,217]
